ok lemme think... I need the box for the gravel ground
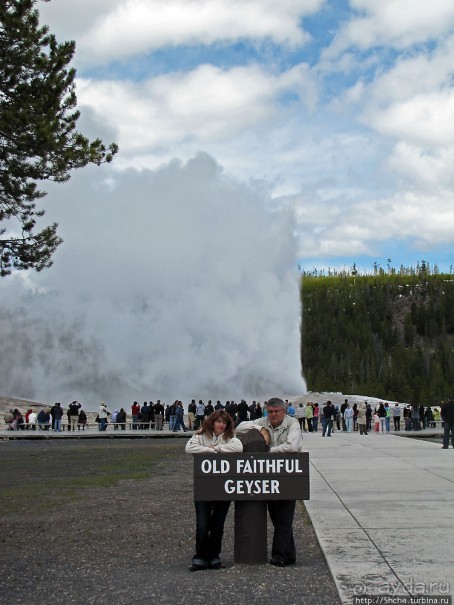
[0,439,341,605]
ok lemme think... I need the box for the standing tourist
[377,403,387,434]
[403,406,411,431]
[154,400,165,430]
[236,399,249,425]
[111,409,119,428]
[68,400,81,432]
[187,400,197,430]
[353,403,358,431]
[305,403,313,432]
[236,398,303,566]
[384,403,391,432]
[341,399,349,431]
[141,401,151,429]
[419,404,426,429]
[98,402,110,431]
[410,404,420,431]
[131,401,140,429]
[392,404,401,431]
[322,401,335,437]
[185,410,243,571]
[333,406,340,431]
[254,402,263,419]
[441,399,454,449]
[373,410,380,432]
[51,403,63,432]
[225,401,237,424]
[366,403,372,432]
[149,401,156,427]
[295,403,306,432]
[168,401,178,431]
[343,403,354,433]
[425,406,435,428]
[195,400,206,429]
[287,401,295,417]
[357,402,368,435]
[173,401,187,432]
[205,401,215,416]
[312,403,319,432]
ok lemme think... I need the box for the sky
[39,0,454,275]
[1,0,454,406]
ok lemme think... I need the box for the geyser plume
[0,153,305,408]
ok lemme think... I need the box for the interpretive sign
[193,452,310,501]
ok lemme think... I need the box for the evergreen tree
[0,0,118,276]
[301,271,454,402]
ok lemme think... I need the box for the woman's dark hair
[198,410,235,440]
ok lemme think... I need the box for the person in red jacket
[131,401,140,429]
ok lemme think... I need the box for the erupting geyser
[0,153,306,408]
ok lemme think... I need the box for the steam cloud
[0,153,306,409]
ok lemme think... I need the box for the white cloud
[76,62,316,153]
[344,35,454,143]
[293,185,454,261]
[370,91,454,146]
[38,0,122,42]
[323,33,454,252]
[357,192,454,246]
[388,142,454,189]
[40,0,323,67]
[328,0,454,54]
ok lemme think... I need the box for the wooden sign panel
[193,452,310,501]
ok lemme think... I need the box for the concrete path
[303,429,454,604]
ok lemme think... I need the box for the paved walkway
[303,429,454,604]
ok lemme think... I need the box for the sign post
[235,429,269,563]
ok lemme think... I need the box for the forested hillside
[301,268,454,404]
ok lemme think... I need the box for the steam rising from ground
[0,154,305,409]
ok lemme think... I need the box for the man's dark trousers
[443,422,454,448]
[268,500,296,564]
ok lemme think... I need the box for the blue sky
[2,0,454,403]
[38,0,454,275]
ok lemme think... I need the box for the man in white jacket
[235,397,303,567]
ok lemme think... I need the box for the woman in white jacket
[185,410,243,571]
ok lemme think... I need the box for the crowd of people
[3,403,88,432]
[99,399,268,433]
[298,399,444,436]
[2,397,451,439]
[299,398,454,448]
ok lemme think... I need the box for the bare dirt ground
[0,438,341,605]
